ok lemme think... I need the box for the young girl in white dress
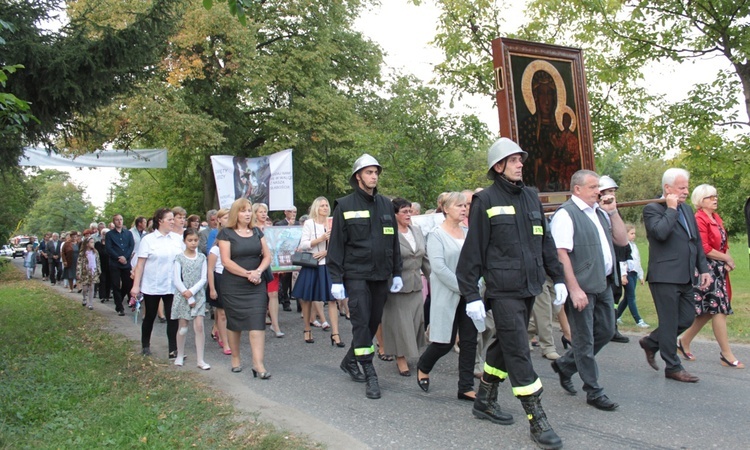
[172,228,210,370]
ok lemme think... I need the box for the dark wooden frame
[492,38,594,199]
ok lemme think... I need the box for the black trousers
[278,272,293,306]
[417,297,477,393]
[49,259,62,283]
[483,296,541,396]
[40,256,49,278]
[642,282,696,373]
[109,265,133,313]
[344,279,388,362]
[141,294,178,353]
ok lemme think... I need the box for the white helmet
[486,138,528,179]
[599,175,618,191]
[350,153,382,184]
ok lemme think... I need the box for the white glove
[331,283,346,300]
[553,283,568,306]
[465,300,486,321]
[390,276,403,293]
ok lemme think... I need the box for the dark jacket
[327,185,402,282]
[643,201,708,284]
[457,175,564,301]
[105,227,134,269]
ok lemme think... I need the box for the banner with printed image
[210,149,293,210]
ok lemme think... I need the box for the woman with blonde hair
[252,203,284,338]
[207,208,232,355]
[678,184,743,368]
[292,196,344,346]
[417,192,477,400]
[217,198,273,377]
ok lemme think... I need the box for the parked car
[0,245,12,257]
[12,245,25,258]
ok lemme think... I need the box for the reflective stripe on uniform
[512,377,543,397]
[486,206,516,217]
[484,362,508,380]
[343,210,371,219]
[354,345,375,356]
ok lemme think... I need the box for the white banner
[210,149,293,211]
[19,147,168,168]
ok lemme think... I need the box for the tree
[22,171,97,235]
[0,169,33,242]
[84,0,385,215]
[358,75,491,206]
[0,0,183,168]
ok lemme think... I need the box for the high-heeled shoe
[677,339,695,361]
[252,368,271,379]
[719,353,744,368]
[330,333,346,348]
[271,327,285,338]
[304,330,314,343]
[561,336,572,349]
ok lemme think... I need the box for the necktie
[677,207,691,238]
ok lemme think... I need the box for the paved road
[19,259,750,449]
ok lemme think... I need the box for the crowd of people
[20,138,744,450]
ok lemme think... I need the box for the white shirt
[299,219,327,265]
[209,245,224,274]
[173,253,208,296]
[627,241,644,280]
[136,231,184,295]
[550,195,613,276]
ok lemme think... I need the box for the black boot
[611,325,630,343]
[361,360,381,399]
[472,378,514,425]
[519,390,562,450]
[340,348,365,383]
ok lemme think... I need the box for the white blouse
[136,231,184,295]
[298,219,328,265]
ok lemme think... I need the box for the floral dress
[694,226,732,316]
[171,252,207,320]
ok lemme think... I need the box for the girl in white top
[172,228,209,369]
[131,208,185,358]
[208,209,232,355]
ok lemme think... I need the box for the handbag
[291,251,318,268]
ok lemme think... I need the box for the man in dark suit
[639,168,711,383]
[46,232,62,285]
[275,207,300,312]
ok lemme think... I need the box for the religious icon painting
[491,38,595,195]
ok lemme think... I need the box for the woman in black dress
[217,198,273,378]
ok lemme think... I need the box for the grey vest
[559,200,617,294]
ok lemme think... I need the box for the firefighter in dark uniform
[328,153,403,400]
[457,138,567,450]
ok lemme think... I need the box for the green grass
[618,231,750,343]
[0,267,320,450]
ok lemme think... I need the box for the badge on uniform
[383,227,394,235]
[532,225,543,235]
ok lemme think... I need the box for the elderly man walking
[638,168,710,383]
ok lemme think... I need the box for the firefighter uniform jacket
[457,176,564,301]
[328,185,402,283]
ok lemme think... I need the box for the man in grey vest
[549,170,628,411]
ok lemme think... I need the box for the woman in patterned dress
[678,184,743,368]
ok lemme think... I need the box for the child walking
[23,244,37,279]
[77,237,101,310]
[172,228,210,370]
[616,224,648,328]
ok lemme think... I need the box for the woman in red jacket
[678,184,743,368]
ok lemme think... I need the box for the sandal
[304,330,314,344]
[321,321,331,331]
[377,352,394,362]
[677,339,695,361]
[720,353,745,369]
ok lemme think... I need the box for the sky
[49,0,726,211]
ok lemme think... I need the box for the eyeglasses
[703,195,718,201]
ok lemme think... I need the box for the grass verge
[0,265,319,450]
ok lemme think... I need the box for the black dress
[216,228,268,331]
